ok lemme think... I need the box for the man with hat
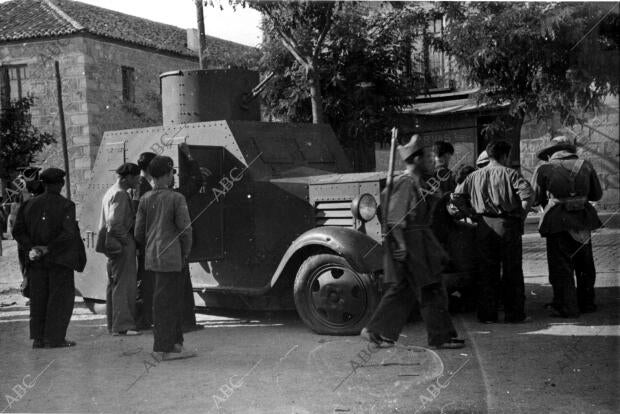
[135,155,195,360]
[361,135,465,349]
[432,141,457,196]
[531,136,603,317]
[133,152,157,330]
[476,150,490,169]
[455,140,533,323]
[99,162,141,336]
[12,167,85,348]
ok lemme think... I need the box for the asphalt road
[0,230,618,413]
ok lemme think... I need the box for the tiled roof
[0,0,256,59]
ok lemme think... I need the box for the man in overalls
[531,136,603,317]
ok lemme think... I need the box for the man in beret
[531,136,603,317]
[135,156,195,360]
[12,168,85,348]
[432,141,457,196]
[362,135,465,350]
[455,141,533,324]
[133,152,157,330]
[99,162,141,336]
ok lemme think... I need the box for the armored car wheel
[293,254,379,335]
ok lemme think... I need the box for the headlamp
[351,193,377,222]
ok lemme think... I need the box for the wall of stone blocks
[0,37,89,199]
[1,36,198,204]
[520,96,619,210]
[77,38,197,201]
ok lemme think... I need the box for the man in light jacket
[135,155,195,361]
[100,163,141,336]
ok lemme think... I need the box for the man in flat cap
[455,140,533,323]
[12,167,85,348]
[361,135,465,350]
[135,155,195,360]
[531,136,603,317]
[133,152,157,330]
[99,162,141,336]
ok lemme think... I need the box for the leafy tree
[433,2,619,130]
[249,1,341,124]
[257,2,428,170]
[0,97,56,198]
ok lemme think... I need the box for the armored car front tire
[293,254,379,335]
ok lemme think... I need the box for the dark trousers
[136,254,155,329]
[366,261,457,347]
[476,217,526,322]
[182,264,196,328]
[153,271,184,353]
[28,264,74,344]
[546,232,596,316]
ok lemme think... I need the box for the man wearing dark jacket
[12,168,84,348]
[531,136,603,317]
[134,152,157,330]
[361,135,464,350]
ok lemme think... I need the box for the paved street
[0,229,618,413]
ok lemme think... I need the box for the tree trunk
[308,70,325,124]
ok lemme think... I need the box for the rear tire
[293,254,379,335]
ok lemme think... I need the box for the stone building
[0,0,257,202]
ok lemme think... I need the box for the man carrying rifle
[361,135,465,350]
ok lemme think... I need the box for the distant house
[0,0,257,202]
[376,3,618,209]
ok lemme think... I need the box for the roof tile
[0,0,256,60]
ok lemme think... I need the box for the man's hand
[393,246,407,262]
[179,143,193,160]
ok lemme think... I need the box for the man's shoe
[182,324,204,333]
[433,339,466,350]
[112,330,142,336]
[32,339,45,349]
[505,316,532,324]
[580,304,597,313]
[360,328,394,348]
[46,340,76,348]
[162,349,196,361]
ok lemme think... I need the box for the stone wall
[79,37,196,201]
[520,95,619,210]
[1,35,198,203]
[0,36,89,198]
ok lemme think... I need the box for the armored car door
[183,145,224,261]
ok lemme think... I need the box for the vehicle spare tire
[293,254,379,335]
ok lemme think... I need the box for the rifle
[382,127,398,239]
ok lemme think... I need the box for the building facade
[0,0,257,203]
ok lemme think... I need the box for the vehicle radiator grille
[315,201,353,228]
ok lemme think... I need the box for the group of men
[98,151,198,360]
[11,131,603,354]
[12,150,200,360]
[362,134,603,348]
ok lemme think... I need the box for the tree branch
[258,4,311,69]
[312,5,335,62]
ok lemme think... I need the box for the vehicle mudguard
[269,226,384,288]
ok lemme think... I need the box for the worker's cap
[137,152,158,171]
[39,168,66,184]
[537,135,577,161]
[148,155,176,178]
[115,163,140,177]
[397,134,425,162]
[476,150,490,167]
